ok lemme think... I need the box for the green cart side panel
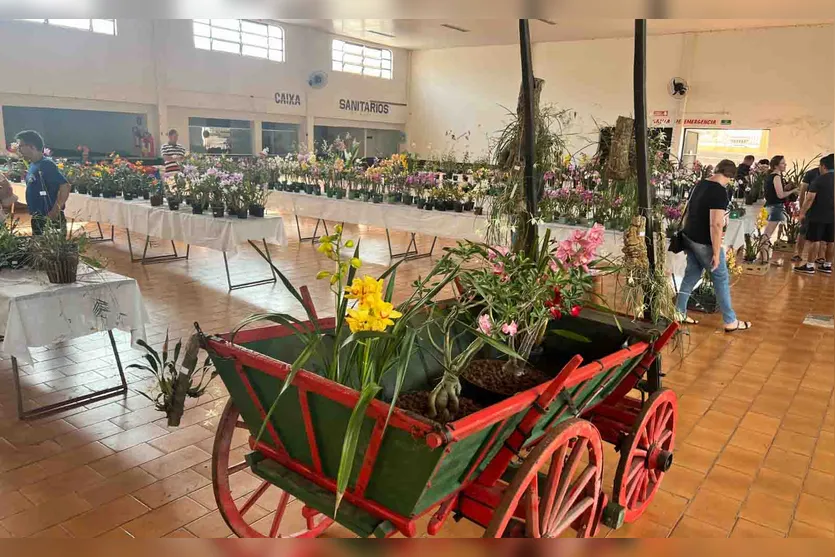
[248,454,390,538]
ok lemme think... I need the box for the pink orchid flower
[501,321,518,337]
[478,314,492,335]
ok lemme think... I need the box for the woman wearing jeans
[676,159,752,332]
[763,155,796,242]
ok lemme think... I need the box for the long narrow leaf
[248,241,320,330]
[136,339,160,367]
[383,264,398,304]
[384,329,416,430]
[230,312,313,344]
[551,329,592,343]
[335,382,381,514]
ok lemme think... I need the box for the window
[262,122,299,157]
[332,39,392,79]
[188,117,253,155]
[16,19,117,35]
[193,19,284,62]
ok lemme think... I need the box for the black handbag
[668,186,696,254]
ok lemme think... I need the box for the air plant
[131,332,217,426]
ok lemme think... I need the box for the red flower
[570,306,582,318]
[550,307,562,319]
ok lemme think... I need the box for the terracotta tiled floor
[1,212,833,538]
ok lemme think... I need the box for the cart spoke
[647,409,658,442]
[235,420,248,430]
[632,448,647,459]
[657,406,673,436]
[525,475,541,538]
[625,467,643,505]
[626,459,643,485]
[240,480,270,516]
[639,470,650,502]
[657,429,673,447]
[228,461,249,475]
[649,468,659,485]
[269,491,291,537]
[550,496,594,538]
[548,438,588,526]
[551,464,597,529]
[540,444,568,526]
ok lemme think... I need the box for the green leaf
[551,329,592,343]
[230,312,312,344]
[172,340,182,368]
[382,264,398,304]
[335,382,381,515]
[161,330,170,366]
[470,327,523,361]
[385,329,416,430]
[136,339,160,367]
[339,330,390,350]
[248,241,320,330]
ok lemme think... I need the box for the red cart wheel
[213,399,333,538]
[610,388,677,525]
[484,419,604,538]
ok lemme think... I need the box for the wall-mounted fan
[308,71,328,89]
[668,77,689,99]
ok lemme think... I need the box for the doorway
[680,128,771,168]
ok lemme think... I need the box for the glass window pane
[268,49,284,62]
[242,45,268,58]
[212,39,240,54]
[364,58,381,68]
[193,22,211,37]
[241,20,267,35]
[381,59,392,69]
[211,19,240,31]
[344,64,363,74]
[382,50,392,59]
[194,36,211,50]
[343,53,363,65]
[242,32,268,47]
[194,18,210,24]
[332,61,343,71]
[269,25,283,38]
[91,19,115,35]
[333,39,345,50]
[212,27,240,42]
[381,69,392,79]
[49,19,92,30]
[364,68,381,77]
[344,43,363,55]
[18,19,46,23]
[365,48,382,59]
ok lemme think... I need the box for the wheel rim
[613,389,677,523]
[485,419,604,538]
[213,399,334,538]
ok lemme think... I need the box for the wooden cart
[200,299,679,538]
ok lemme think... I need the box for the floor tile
[121,497,208,538]
[62,495,150,538]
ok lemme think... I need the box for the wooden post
[518,19,538,258]
[633,19,655,274]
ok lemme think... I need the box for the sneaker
[794,263,816,274]
[791,255,802,262]
[816,258,826,265]
[819,263,832,274]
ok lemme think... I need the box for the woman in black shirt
[763,155,795,241]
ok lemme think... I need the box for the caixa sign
[339,99,392,114]
[275,92,302,106]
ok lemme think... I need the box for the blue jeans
[675,236,737,325]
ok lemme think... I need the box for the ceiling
[281,19,827,50]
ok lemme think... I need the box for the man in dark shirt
[792,163,822,262]
[795,153,834,274]
[735,155,755,199]
[15,130,70,235]
[676,159,751,332]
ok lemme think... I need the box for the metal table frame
[126,229,191,265]
[223,239,278,292]
[385,229,438,261]
[4,330,128,420]
[295,215,329,243]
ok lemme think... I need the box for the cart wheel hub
[647,445,673,472]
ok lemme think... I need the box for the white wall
[407,24,834,165]
[0,19,409,154]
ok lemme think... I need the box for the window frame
[331,39,393,80]
[16,19,117,36]
[192,19,285,63]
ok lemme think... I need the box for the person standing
[792,160,822,263]
[13,130,70,235]
[675,159,751,332]
[0,176,18,221]
[160,128,186,175]
[735,155,755,198]
[794,154,834,274]
[762,155,797,242]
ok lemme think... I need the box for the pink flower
[543,170,555,182]
[501,321,518,337]
[491,262,505,275]
[478,314,492,335]
[487,246,509,261]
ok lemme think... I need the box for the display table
[0,267,148,419]
[63,194,287,291]
[267,191,487,259]
[10,182,114,242]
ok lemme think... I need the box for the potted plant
[165,174,186,210]
[249,183,269,218]
[28,222,97,285]
[131,332,218,427]
[0,218,28,270]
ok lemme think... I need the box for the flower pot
[192,204,204,215]
[150,194,163,207]
[334,191,344,200]
[403,195,414,206]
[453,201,463,213]
[445,200,454,211]
[123,192,135,201]
[385,194,397,204]
[394,193,403,203]
[237,207,249,219]
[326,190,335,198]
[373,194,383,204]
[142,191,150,200]
[103,191,116,199]
[75,185,88,195]
[474,206,483,216]
[44,252,79,284]
[463,201,474,212]
[348,191,359,200]
[435,200,446,211]
[416,199,425,209]
[424,202,434,211]
[168,199,181,211]
[212,205,225,217]
[249,204,265,218]
[89,188,101,197]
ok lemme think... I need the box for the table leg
[223,240,279,291]
[295,216,327,243]
[9,331,129,421]
[87,222,114,244]
[386,230,433,261]
[128,229,190,265]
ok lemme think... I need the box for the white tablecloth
[267,191,488,242]
[11,182,26,204]
[64,194,287,253]
[0,267,149,364]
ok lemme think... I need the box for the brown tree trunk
[607,116,634,181]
